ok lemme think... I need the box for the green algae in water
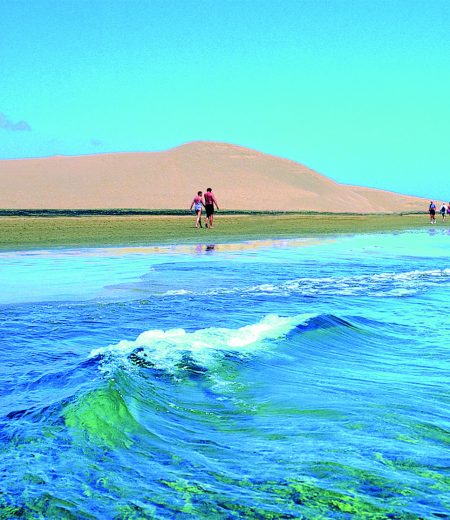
[0,495,96,520]
[154,475,422,519]
[64,384,147,449]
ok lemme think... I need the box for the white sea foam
[163,289,191,296]
[90,314,313,374]
[157,268,450,299]
[276,268,450,298]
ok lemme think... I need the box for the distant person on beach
[190,191,204,228]
[204,188,219,228]
[447,203,450,216]
[440,202,447,221]
[429,201,436,224]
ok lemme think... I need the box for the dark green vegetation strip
[0,214,433,251]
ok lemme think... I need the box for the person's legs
[195,210,202,228]
[205,205,214,228]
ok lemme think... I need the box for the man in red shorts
[204,188,219,228]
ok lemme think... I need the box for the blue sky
[1,0,449,198]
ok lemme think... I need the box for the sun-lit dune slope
[0,141,428,212]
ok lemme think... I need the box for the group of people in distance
[429,201,449,224]
[190,188,219,228]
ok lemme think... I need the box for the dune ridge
[0,141,428,212]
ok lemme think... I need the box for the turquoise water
[1,230,450,519]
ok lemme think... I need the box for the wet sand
[0,213,434,251]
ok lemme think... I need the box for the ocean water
[1,230,450,519]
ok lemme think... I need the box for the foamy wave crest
[90,314,314,374]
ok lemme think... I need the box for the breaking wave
[90,314,315,375]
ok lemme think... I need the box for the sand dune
[0,141,428,212]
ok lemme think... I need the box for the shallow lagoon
[1,230,449,518]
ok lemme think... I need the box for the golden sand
[0,142,428,213]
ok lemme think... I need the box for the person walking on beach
[429,201,436,224]
[439,202,447,222]
[190,191,205,228]
[204,188,219,228]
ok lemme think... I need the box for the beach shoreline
[0,213,436,252]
